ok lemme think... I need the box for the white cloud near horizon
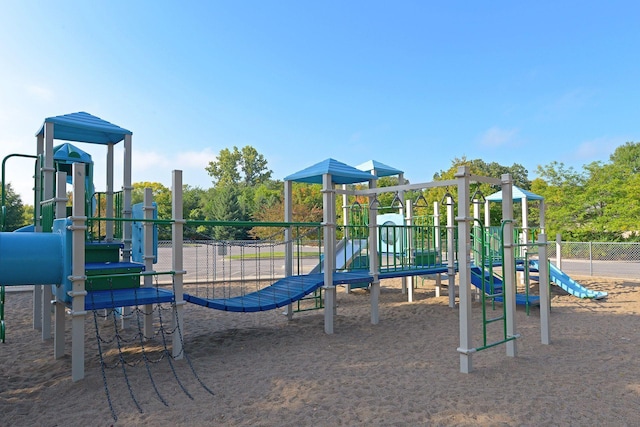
[574,136,625,162]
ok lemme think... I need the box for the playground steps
[84,241,144,292]
[85,241,123,262]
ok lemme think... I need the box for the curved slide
[529,260,607,299]
[184,271,372,312]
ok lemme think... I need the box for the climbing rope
[165,274,215,396]
[90,272,216,421]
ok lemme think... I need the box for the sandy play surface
[1,275,639,426]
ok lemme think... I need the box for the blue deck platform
[85,287,175,311]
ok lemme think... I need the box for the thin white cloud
[479,126,519,148]
[176,148,216,169]
[133,150,170,171]
[574,136,624,161]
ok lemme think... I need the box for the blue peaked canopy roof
[355,160,403,177]
[53,143,93,164]
[284,158,378,185]
[486,186,544,202]
[35,112,132,145]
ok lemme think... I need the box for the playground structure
[0,111,606,384]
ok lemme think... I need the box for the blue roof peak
[355,160,403,177]
[36,112,132,145]
[284,158,378,184]
[486,186,544,202]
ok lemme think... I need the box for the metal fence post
[589,241,593,276]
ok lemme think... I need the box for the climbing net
[89,275,214,422]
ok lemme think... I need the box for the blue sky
[1,1,638,201]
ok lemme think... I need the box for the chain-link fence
[156,237,640,283]
[156,239,323,285]
[548,241,640,279]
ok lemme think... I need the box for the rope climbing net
[89,274,214,422]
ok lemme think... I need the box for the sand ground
[1,276,639,426]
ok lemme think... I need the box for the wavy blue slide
[529,260,607,299]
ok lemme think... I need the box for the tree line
[3,142,639,242]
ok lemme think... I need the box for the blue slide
[529,260,608,299]
[309,238,368,274]
[470,266,540,306]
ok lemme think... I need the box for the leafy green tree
[131,181,173,222]
[21,204,34,228]
[603,143,640,238]
[182,185,209,238]
[533,162,587,239]
[204,185,249,240]
[205,147,240,186]
[1,182,27,231]
[250,182,323,240]
[533,143,640,241]
[203,145,273,238]
[433,157,531,189]
[183,185,206,221]
[430,157,532,226]
[576,143,640,240]
[130,182,173,239]
[252,180,283,212]
[239,146,272,186]
[609,142,640,174]
[205,145,272,187]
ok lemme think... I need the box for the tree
[533,162,587,239]
[239,146,272,186]
[131,182,172,218]
[183,185,209,238]
[203,146,273,236]
[130,182,173,239]
[609,142,640,174]
[252,180,283,213]
[430,157,532,226]
[204,185,249,240]
[250,182,323,240]
[433,156,531,189]
[1,182,27,231]
[21,204,34,228]
[533,145,640,241]
[205,145,272,187]
[574,143,640,240]
[602,142,640,238]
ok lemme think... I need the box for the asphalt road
[155,242,640,283]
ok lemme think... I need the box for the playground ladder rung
[484,292,504,299]
[475,335,517,352]
[485,315,505,324]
